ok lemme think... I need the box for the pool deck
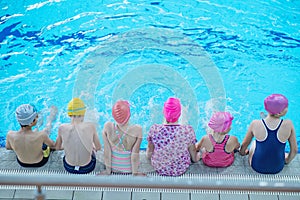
[0,148,300,200]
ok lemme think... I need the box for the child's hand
[240,149,249,156]
[47,106,58,124]
[285,153,289,164]
[195,143,199,151]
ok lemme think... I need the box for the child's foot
[44,106,58,135]
[47,106,58,123]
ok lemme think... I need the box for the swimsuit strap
[114,124,127,151]
[209,134,228,145]
[261,119,283,131]
[223,135,230,143]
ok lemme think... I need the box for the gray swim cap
[15,104,38,126]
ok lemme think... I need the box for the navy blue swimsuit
[251,119,286,174]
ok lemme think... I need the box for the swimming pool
[1,0,299,150]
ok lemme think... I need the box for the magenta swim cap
[208,112,233,133]
[264,94,288,115]
[112,100,131,125]
[163,97,181,123]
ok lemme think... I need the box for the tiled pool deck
[0,148,300,200]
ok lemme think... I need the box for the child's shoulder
[6,130,18,138]
[150,124,162,128]
[227,134,238,141]
[82,121,96,127]
[59,123,71,129]
[104,121,114,129]
[179,124,194,132]
[249,119,262,127]
[128,124,142,137]
[182,124,194,129]
[283,118,293,124]
[130,124,142,130]
[252,119,261,123]
[200,134,210,140]
[7,130,18,134]
[148,124,164,132]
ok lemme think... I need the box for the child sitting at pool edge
[146,97,200,176]
[6,104,57,167]
[55,98,101,174]
[196,112,240,168]
[239,94,298,174]
[100,100,144,176]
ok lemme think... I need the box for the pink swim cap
[163,97,181,123]
[264,94,288,115]
[112,100,131,125]
[208,112,233,133]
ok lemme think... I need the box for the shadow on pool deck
[1,148,300,200]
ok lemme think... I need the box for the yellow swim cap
[67,98,86,116]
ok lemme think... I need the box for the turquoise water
[0,0,299,150]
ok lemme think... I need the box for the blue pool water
[0,0,300,150]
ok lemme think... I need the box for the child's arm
[5,132,12,150]
[146,125,155,160]
[100,126,112,175]
[146,142,154,160]
[240,122,254,156]
[43,106,58,135]
[188,144,200,163]
[285,120,298,164]
[196,137,205,151]
[43,133,55,148]
[54,126,63,150]
[92,125,101,151]
[131,126,144,176]
[226,135,240,153]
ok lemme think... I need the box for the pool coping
[1,147,300,178]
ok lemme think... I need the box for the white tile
[0,189,15,198]
[14,189,36,198]
[45,189,73,199]
[162,192,189,200]
[73,190,102,200]
[103,191,131,200]
[249,194,278,200]
[191,192,219,200]
[132,191,160,200]
[220,193,248,200]
[278,195,300,200]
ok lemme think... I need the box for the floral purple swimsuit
[147,124,196,176]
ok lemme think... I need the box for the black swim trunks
[63,153,96,174]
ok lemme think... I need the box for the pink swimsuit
[202,134,234,167]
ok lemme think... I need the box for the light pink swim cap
[163,97,181,123]
[264,94,288,115]
[112,100,131,125]
[208,112,233,133]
